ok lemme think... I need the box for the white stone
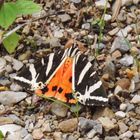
[54,30,64,38]
[104,14,112,21]
[120,103,127,111]
[120,55,134,66]
[131,95,140,104]
[0,58,6,73]
[120,131,133,139]
[12,59,23,71]
[0,91,27,105]
[95,0,110,9]
[115,111,126,118]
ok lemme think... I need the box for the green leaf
[0,130,4,139]
[0,2,17,29]
[3,32,20,54]
[16,0,41,15]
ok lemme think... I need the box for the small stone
[115,111,126,118]
[111,37,130,53]
[54,30,64,38]
[131,95,140,104]
[0,91,27,105]
[105,136,119,140]
[79,117,102,134]
[119,131,133,139]
[95,43,106,50]
[18,50,31,61]
[109,27,120,36]
[10,82,22,91]
[5,64,13,73]
[0,124,22,138]
[0,78,11,86]
[41,121,52,132]
[82,23,91,30]
[48,37,61,47]
[0,58,6,74]
[23,134,33,140]
[21,128,28,138]
[102,73,109,81]
[116,78,131,90]
[120,103,127,111]
[87,129,97,138]
[0,117,13,125]
[104,14,112,21]
[53,132,62,140]
[32,129,43,140]
[126,103,135,112]
[120,55,134,66]
[95,0,110,9]
[118,121,128,133]
[98,117,116,132]
[12,59,23,71]
[70,0,81,3]
[58,14,71,22]
[51,102,68,117]
[134,132,140,139]
[59,118,78,132]
[112,50,122,59]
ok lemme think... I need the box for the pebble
[41,121,52,132]
[95,0,110,9]
[54,29,64,38]
[23,134,33,140]
[116,78,131,90]
[48,37,61,47]
[117,26,132,37]
[0,91,27,105]
[58,14,71,22]
[59,118,78,132]
[0,57,6,74]
[82,23,91,30]
[32,129,44,140]
[0,124,22,139]
[104,14,112,21]
[0,117,13,125]
[115,111,126,118]
[108,27,120,36]
[98,117,116,132]
[112,50,122,59]
[53,132,62,140]
[120,55,134,66]
[118,121,128,133]
[119,131,133,139]
[70,0,81,3]
[12,58,24,71]
[18,50,31,61]
[50,102,68,117]
[105,136,119,140]
[10,82,23,91]
[120,103,127,111]
[134,132,140,139]
[126,103,135,112]
[5,64,13,73]
[111,37,130,53]
[0,78,11,86]
[131,95,140,104]
[78,117,102,134]
[87,129,97,138]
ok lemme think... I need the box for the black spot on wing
[69,77,72,83]
[52,86,58,91]
[58,87,63,93]
[41,86,49,94]
[65,93,74,100]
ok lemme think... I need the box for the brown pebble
[116,78,131,90]
[112,50,122,59]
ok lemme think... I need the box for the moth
[14,43,108,106]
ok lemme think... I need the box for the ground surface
[0,0,140,140]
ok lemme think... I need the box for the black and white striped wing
[73,53,108,106]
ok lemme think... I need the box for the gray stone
[131,95,140,104]
[23,134,33,140]
[48,37,61,47]
[12,59,23,71]
[87,129,97,138]
[0,91,27,105]
[70,0,81,3]
[126,103,135,112]
[82,23,91,30]
[119,131,133,139]
[111,37,130,53]
[0,78,11,86]
[120,55,134,66]
[10,82,23,91]
[104,14,112,21]
[0,124,22,139]
[120,103,127,111]
[0,57,6,74]
[50,102,68,117]
[134,132,140,139]
[105,136,119,140]
[58,14,71,22]
[5,64,13,73]
[79,117,102,134]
